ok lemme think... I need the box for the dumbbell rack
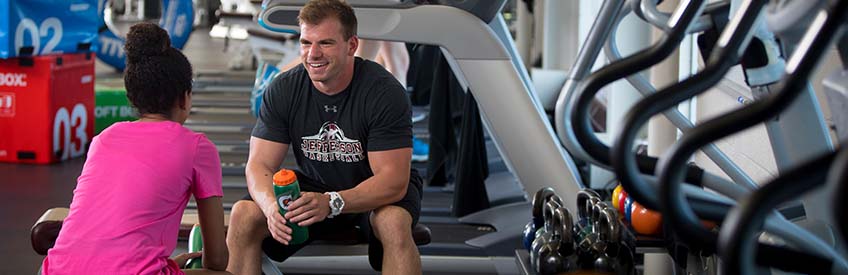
[517,187,723,275]
[516,238,699,275]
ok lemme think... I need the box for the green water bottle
[186,224,202,269]
[273,169,309,245]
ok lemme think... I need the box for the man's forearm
[339,169,409,213]
[246,163,279,216]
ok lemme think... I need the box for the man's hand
[265,207,293,245]
[171,251,201,268]
[284,192,331,226]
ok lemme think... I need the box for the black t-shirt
[252,57,412,190]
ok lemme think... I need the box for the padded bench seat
[32,208,431,255]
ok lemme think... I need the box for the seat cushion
[31,208,69,255]
[412,224,431,245]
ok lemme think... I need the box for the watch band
[325,191,344,218]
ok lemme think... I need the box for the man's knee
[228,200,267,243]
[370,206,414,248]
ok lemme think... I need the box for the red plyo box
[0,52,95,164]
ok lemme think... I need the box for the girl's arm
[196,196,228,271]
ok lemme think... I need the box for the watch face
[332,198,343,209]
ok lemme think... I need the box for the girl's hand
[171,251,202,268]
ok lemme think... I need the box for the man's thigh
[366,169,423,246]
[262,213,367,262]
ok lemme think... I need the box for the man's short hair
[298,0,357,40]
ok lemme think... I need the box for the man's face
[299,18,356,83]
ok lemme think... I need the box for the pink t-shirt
[43,121,223,275]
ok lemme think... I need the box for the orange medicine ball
[630,201,662,236]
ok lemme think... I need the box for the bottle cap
[273,169,298,186]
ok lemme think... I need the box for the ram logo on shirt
[301,121,364,163]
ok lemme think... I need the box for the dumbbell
[532,187,557,227]
[576,198,607,268]
[538,194,564,242]
[576,190,600,221]
[536,194,563,239]
[531,199,563,270]
[525,187,557,250]
[537,206,571,274]
[536,241,563,275]
[555,207,575,258]
[576,189,601,238]
[592,207,622,273]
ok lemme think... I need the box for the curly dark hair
[123,22,193,118]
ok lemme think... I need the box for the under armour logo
[324,105,338,113]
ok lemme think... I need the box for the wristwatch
[326,191,345,218]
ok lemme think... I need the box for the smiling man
[225,0,423,274]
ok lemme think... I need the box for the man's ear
[349,35,359,56]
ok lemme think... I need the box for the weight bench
[31,208,431,272]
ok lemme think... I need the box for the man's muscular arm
[245,137,294,244]
[286,147,412,226]
[340,147,412,212]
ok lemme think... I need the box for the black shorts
[240,169,423,262]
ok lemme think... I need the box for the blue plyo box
[0,0,99,59]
